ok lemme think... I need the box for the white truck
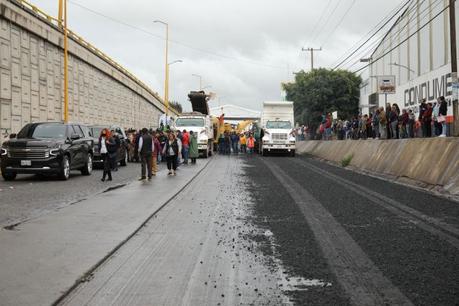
[260,101,296,157]
[173,91,214,158]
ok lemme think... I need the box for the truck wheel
[81,153,93,176]
[59,155,71,180]
[290,150,296,157]
[209,142,213,157]
[204,146,209,158]
[262,149,267,156]
[2,171,17,181]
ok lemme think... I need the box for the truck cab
[174,91,215,158]
[261,101,296,156]
[174,114,213,157]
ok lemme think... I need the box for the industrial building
[359,0,458,133]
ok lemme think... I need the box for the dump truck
[260,101,296,156]
[173,91,214,158]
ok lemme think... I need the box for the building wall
[0,0,171,140]
[360,0,458,117]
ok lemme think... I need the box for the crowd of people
[296,96,449,141]
[217,131,256,155]
[98,127,257,182]
[99,127,199,182]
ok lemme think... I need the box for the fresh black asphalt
[246,155,459,306]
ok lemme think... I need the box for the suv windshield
[17,123,67,139]
[266,121,292,129]
[175,118,204,127]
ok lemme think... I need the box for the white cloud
[35,0,401,111]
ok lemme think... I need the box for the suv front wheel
[2,171,17,181]
[59,155,71,180]
[81,153,93,175]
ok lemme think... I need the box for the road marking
[292,158,459,250]
[260,158,413,306]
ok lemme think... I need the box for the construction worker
[247,133,255,155]
[240,133,247,153]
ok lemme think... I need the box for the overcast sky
[35,0,401,111]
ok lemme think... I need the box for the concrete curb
[296,139,459,197]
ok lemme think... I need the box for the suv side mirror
[71,133,80,140]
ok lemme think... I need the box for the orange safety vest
[247,137,255,148]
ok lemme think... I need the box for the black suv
[1,122,94,181]
[89,125,129,167]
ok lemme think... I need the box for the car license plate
[21,160,32,166]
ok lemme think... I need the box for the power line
[321,0,357,48]
[331,0,412,68]
[353,3,449,74]
[310,0,342,44]
[307,0,332,44]
[68,0,285,70]
[347,0,442,72]
[332,0,413,70]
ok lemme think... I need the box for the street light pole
[167,60,183,114]
[58,0,69,123]
[192,74,202,90]
[154,20,169,116]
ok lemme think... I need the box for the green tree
[169,101,183,114]
[283,68,361,129]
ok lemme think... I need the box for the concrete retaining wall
[297,138,459,195]
[0,0,171,139]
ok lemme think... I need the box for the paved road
[58,155,458,305]
[0,162,143,227]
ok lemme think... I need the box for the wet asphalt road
[59,154,458,305]
[0,162,143,227]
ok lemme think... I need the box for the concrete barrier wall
[297,138,459,195]
[0,0,170,138]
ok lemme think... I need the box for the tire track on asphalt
[260,157,413,306]
[291,158,459,250]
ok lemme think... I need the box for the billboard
[377,76,396,94]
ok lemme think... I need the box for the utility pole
[302,47,322,71]
[449,0,458,135]
[450,0,457,76]
[154,20,169,116]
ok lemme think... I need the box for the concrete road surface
[60,155,459,306]
[0,163,142,227]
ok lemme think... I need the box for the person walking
[163,132,179,175]
[189,131,198,164]
[181,129,190,164]
[151,131,161,176]
[109,130,120,171]
[438,96,448,137]
[99,129,114,182]
[138,128,154,180]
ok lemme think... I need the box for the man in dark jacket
[138,128,154,180]
[439,96,448,137]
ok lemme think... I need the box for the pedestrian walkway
[0,160,210,306]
